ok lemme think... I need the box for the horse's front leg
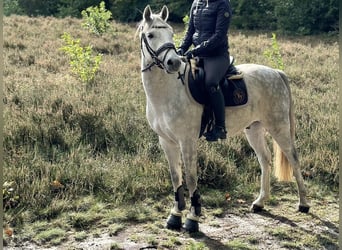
[159,137,185,230]
[181,141,201,233]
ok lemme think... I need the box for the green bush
[81,1,112,35]
[60,32,102,84]
[263,33,284,70]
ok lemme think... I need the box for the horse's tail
[273,70,294,182]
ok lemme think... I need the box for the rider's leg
[206,86,226,141]
[203,55,230,141]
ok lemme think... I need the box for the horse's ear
[143,5,153,22]
[160,5,169,21]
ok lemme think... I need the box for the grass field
[3,15,338,249]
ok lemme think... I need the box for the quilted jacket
[179,0,232,57]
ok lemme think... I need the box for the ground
[4,191,339,250]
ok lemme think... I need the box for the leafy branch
[263,33,284,70]
[60,32,102,84]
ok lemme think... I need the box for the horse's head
[138,5,181,74]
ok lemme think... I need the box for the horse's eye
[147,33,154,39]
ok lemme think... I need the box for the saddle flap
[190,58,205,83]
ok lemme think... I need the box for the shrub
[263,33,284,70]
[81,1,112,35]
[60,32,102,84]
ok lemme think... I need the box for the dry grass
[3,15,338,248]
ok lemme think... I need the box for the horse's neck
[141,62,188,107]
[142,61,202,138]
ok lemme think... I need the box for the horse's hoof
[166,214,182,230]
[298,205,310,213]
[251,204,264,213]
[184,218,199,233]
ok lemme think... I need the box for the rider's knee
[206,83,220,94]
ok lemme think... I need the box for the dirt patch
[4,198,338,250]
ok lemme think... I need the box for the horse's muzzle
[165,56,181,73]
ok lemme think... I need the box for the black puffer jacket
[180,0,232,57]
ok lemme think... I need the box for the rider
[177,0,233,141]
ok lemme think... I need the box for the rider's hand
[176,48,184,56]
[184,50,194,60]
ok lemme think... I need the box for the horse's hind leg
[159,137,185,230]
[268,125,310,212]
[245,122,272,212]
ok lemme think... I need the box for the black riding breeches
[203,54,230,92]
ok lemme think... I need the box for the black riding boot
[205,86,227,141]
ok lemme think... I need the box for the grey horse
[138,5,310,232]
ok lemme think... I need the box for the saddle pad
[188,70,248,107]
[222,78,248,106]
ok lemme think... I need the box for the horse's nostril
[174,59,181,68]
[166,58,181,71]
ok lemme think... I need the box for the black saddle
[187,56,248,137]
[188,56,248,107]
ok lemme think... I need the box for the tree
[4,0,23,16]
[231,0,276,30]
[110,0,148,22]
[110,0,191,22]
[57,0,106,18]
[274,0,338,34]
[4,0,338,34]
[18,0,59,16]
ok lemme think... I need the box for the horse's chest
[146,104,175,131]
[145,100,191,139]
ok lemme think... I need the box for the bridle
[139,26,188,85]
[140,32,177,73]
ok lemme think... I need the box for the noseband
[140,32,176,72]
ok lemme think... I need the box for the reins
[177,58,188,85]
[140,32,177,72]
